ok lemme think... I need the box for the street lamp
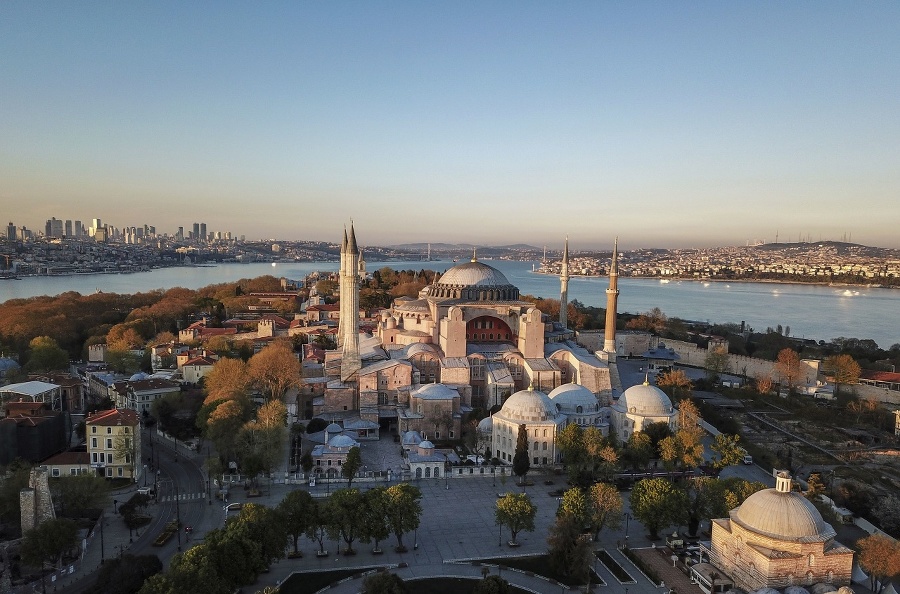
[624,512,631,548]
[113,499,118,514]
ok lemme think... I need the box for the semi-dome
[414,383,457,400]
[733,480,833,541]
[549,383,598,411]
[499,388,556,422]
[477,416,493,433]
[618,381,673,415]
[437,260,511,287]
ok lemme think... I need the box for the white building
[490,386,565,467]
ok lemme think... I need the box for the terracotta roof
[86,408,140,426]
[859,370,900,382]
[184,356,216,367]
[43,451,90,466]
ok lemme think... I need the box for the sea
[1,260,897,349]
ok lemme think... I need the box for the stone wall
[663,339,820,385]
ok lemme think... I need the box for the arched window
[415,468,422,479]
[425,467,431,478]
[576,406,583,414]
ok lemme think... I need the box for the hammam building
[704,472,854,592]
[315,225,617,464]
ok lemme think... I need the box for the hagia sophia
[312,224,858,594]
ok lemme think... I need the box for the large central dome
[437,260,512,287]
[426,258,520,301]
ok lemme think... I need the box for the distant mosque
[315,225,622,467]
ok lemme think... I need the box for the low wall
[664,339,819,385]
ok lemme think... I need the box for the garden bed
[595,549,636,583]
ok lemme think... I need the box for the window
[435,431,440,439]
[106,468,113,477]
[124,427,129,434]
[91,438,97,448]
[316,459,321,466]
[91,426,97,434]
[533,457,539,465]
[106,439,112,449]
[70,469,79,475]
[117,467,123,477]
[327,460,332,466]
[92,453,98,463]
[107,427,112,434]
[51,468,60,477]
[449,431,454,438]
[107,453,113,463]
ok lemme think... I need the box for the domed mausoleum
[706,472,854,592]
[549,383,609,432]
[610,378,676,444]
[490,386,565,467]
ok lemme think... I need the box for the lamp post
[624,512,631,548]
[143,464,148,487]
[113,499,118,514]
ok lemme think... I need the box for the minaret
[559,237,569,329]
[603,237,619,353]
[339,223,361,382]
[337,228,348,348]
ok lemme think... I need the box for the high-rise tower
[603,238,619,353]
[338,223,361,382]
[559,237,569,329]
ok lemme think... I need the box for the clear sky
[2,2,899,249]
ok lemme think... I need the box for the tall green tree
[25,336,69,372]
[495,493,536,546]
[21,517,78,570]
[547,514,592,584]
[587,482,623,542]
[629,478,685,540]
[277,490,316,555]
[360,487,391,553]
[385,483,422,552]
[343,446,362,488]
[52,474,108,515]
[305,498,332,556]
[224,503,287,573]
[710,433,744,469]
[512,424,530,485]
[94,554,163,594]
[559,487,588,527]
[327,488,364,554]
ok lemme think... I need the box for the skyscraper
[192,223,200,240]
[199,223,207,242]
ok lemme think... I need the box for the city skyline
[2,3,899,249]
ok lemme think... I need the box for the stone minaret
[603,238,619,353]
[339,223,361,382]
[559,237,569,329]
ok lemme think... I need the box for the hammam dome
[499,387,557,422]
[732,474,834,541]
[549,383,599,413]
[426,257,520,301]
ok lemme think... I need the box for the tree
[547,514,592,584]
[805,473,826,500]
[754,374,774,394]
[856,534,900,594]
[224,503,287,573]
[52,474,107,515]
[656,368,692,400]
[0,460,31,523]
[559,487,588,527]
[629,478,684,540]
[774,348,802,392]
[94,554,163,594]
[872,494,900,535]
[327,488,364,554]
[672,399,705,468]
[107,348,142,374]
[277,490,315,555]
[305,499,332,556]
[248,342,301,401]
[556,423,586,485]
[710,433,745,469]
[204,358,251,402]
[114,432,138,479]
[25,335,69,372]
[363,571,408,594]
[473,575,512,594]
[704,346,729,381]
[385,483,422,552]
[495,493,536,545]
[343,446,362,487]
[360,487,391,553]
[623,432,653,470]
[586,482,623,541]
[512,424,530,485]
[824,354,861,396]
[21,517,78,570]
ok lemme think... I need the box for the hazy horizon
[2,3,899,249]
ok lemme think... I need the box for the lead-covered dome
[477,416,493,433]
[413,383,458,400]
[549,383,598,412]
[426,258,520,301]
[733,476,833,541]
[499,388,556,422]
[617,381,673,415]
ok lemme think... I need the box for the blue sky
[2,2,899,249]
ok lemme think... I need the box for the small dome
[500,388,556,422]
[810,584,839,594]
[477,416,493,433]
[328,434,357,448]
[129,372,148,381]
[734,487,833,541]
[436,260,511,287]
[325,422,343,434]
[414,383,457,400]
[418,440,434,449]
[549,383,597,411]
[618,381,673,415]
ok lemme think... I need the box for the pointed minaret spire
[603,237,620,354]
[559,237,570,329]
[348,221,358,253]
[471,248,477,262]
